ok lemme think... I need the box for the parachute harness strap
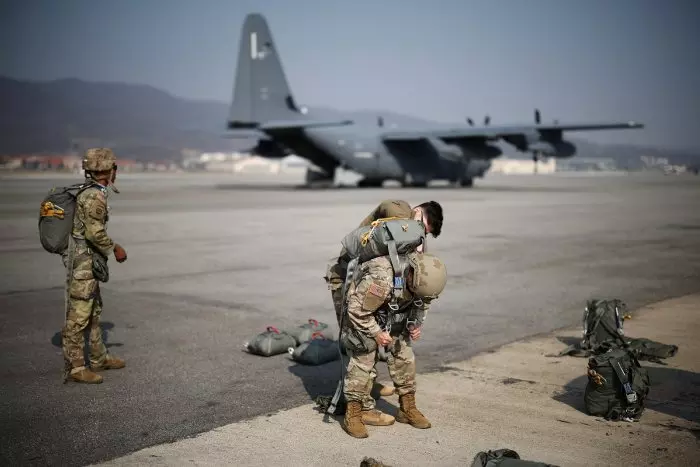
[62,233,76,383]
[328,257,360,415]
[360,217,403,246]
[387,239,403,315]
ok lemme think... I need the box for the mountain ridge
[1,76,696,165]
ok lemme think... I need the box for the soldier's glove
[114,244,127,263]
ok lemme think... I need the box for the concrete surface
[98,293,700,467]
[1,171,699,466]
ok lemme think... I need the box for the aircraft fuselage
[261,124,497,185]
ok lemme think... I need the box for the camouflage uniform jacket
[346,256,431,337]
[72,184,115,257]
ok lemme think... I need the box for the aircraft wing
[380,121,643,143]
[380,127,500,142]
[228,119,354,133]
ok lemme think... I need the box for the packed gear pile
[243,319,344,366]
[549,298,679,422]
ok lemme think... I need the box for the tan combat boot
[396,393,431,429]
[68,368,103,384]
[93,356,126,372]
[361,409,395,426]
[343,401,369,438]
[372,382,396,397]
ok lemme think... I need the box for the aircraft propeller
[465,115,490,126]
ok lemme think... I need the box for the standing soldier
[341,251,447,438]
[324,200,444,416]
[62,148,128,384]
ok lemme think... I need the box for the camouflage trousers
[327,258,384,411]
[343,330,416,405]
[62,244,109,375]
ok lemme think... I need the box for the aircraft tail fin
[227,13,306,129]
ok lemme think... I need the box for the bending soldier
[325,200,443,406]
[341,251,447,438]
[62,148,128,384]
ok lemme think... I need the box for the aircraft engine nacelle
[527,140,576,158]
[466,159,492,178]
[426,137,463,161]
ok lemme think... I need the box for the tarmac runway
[1,171,699,466]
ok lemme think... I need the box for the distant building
[490,158,556,174]
[556,157,617,172]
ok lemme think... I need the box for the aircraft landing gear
[304,167,335,188]
[460,177,474,188]
[357,178,384,188]
[401,173,428,188]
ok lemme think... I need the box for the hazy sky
[2,0,699,150]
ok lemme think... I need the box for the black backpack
[581,298,627,352]
[470,449,559,467]
[38,182,96,255]
[584,346,650,421]
[551,298,679,364]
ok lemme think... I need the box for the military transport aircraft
[225,13,644,188]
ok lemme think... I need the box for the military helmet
[406,252,447,298]
[82,148,116,172]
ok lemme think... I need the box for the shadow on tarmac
[51,321,124,362]
[213,183,590,193]
[287,353,399,421]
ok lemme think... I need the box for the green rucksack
[551,298,679,364]
[341,217,426,310]
[341,217,426,264]
[38,181,96,255]
[288,332,341,366]
[243,326,297,357]
[286,319,334,346]
[470,449,559,467]
[584,347,650,421]
[581,298,628,352]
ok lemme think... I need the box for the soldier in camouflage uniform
[324,199,444,417]
[341,251,447,438]
[62,148,128,384]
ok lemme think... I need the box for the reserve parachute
[38,182,95,254]
[341,217,426,264]
[341,216,428,309]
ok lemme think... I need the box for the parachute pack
[547,298,678,423]
[470,448,560,467]
[341,217,426,309]
[551,298,679,364]
[242,319,343,364]
[38,182,96,255]
[584,346,650,422]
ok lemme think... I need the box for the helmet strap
[108,165,120,193]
